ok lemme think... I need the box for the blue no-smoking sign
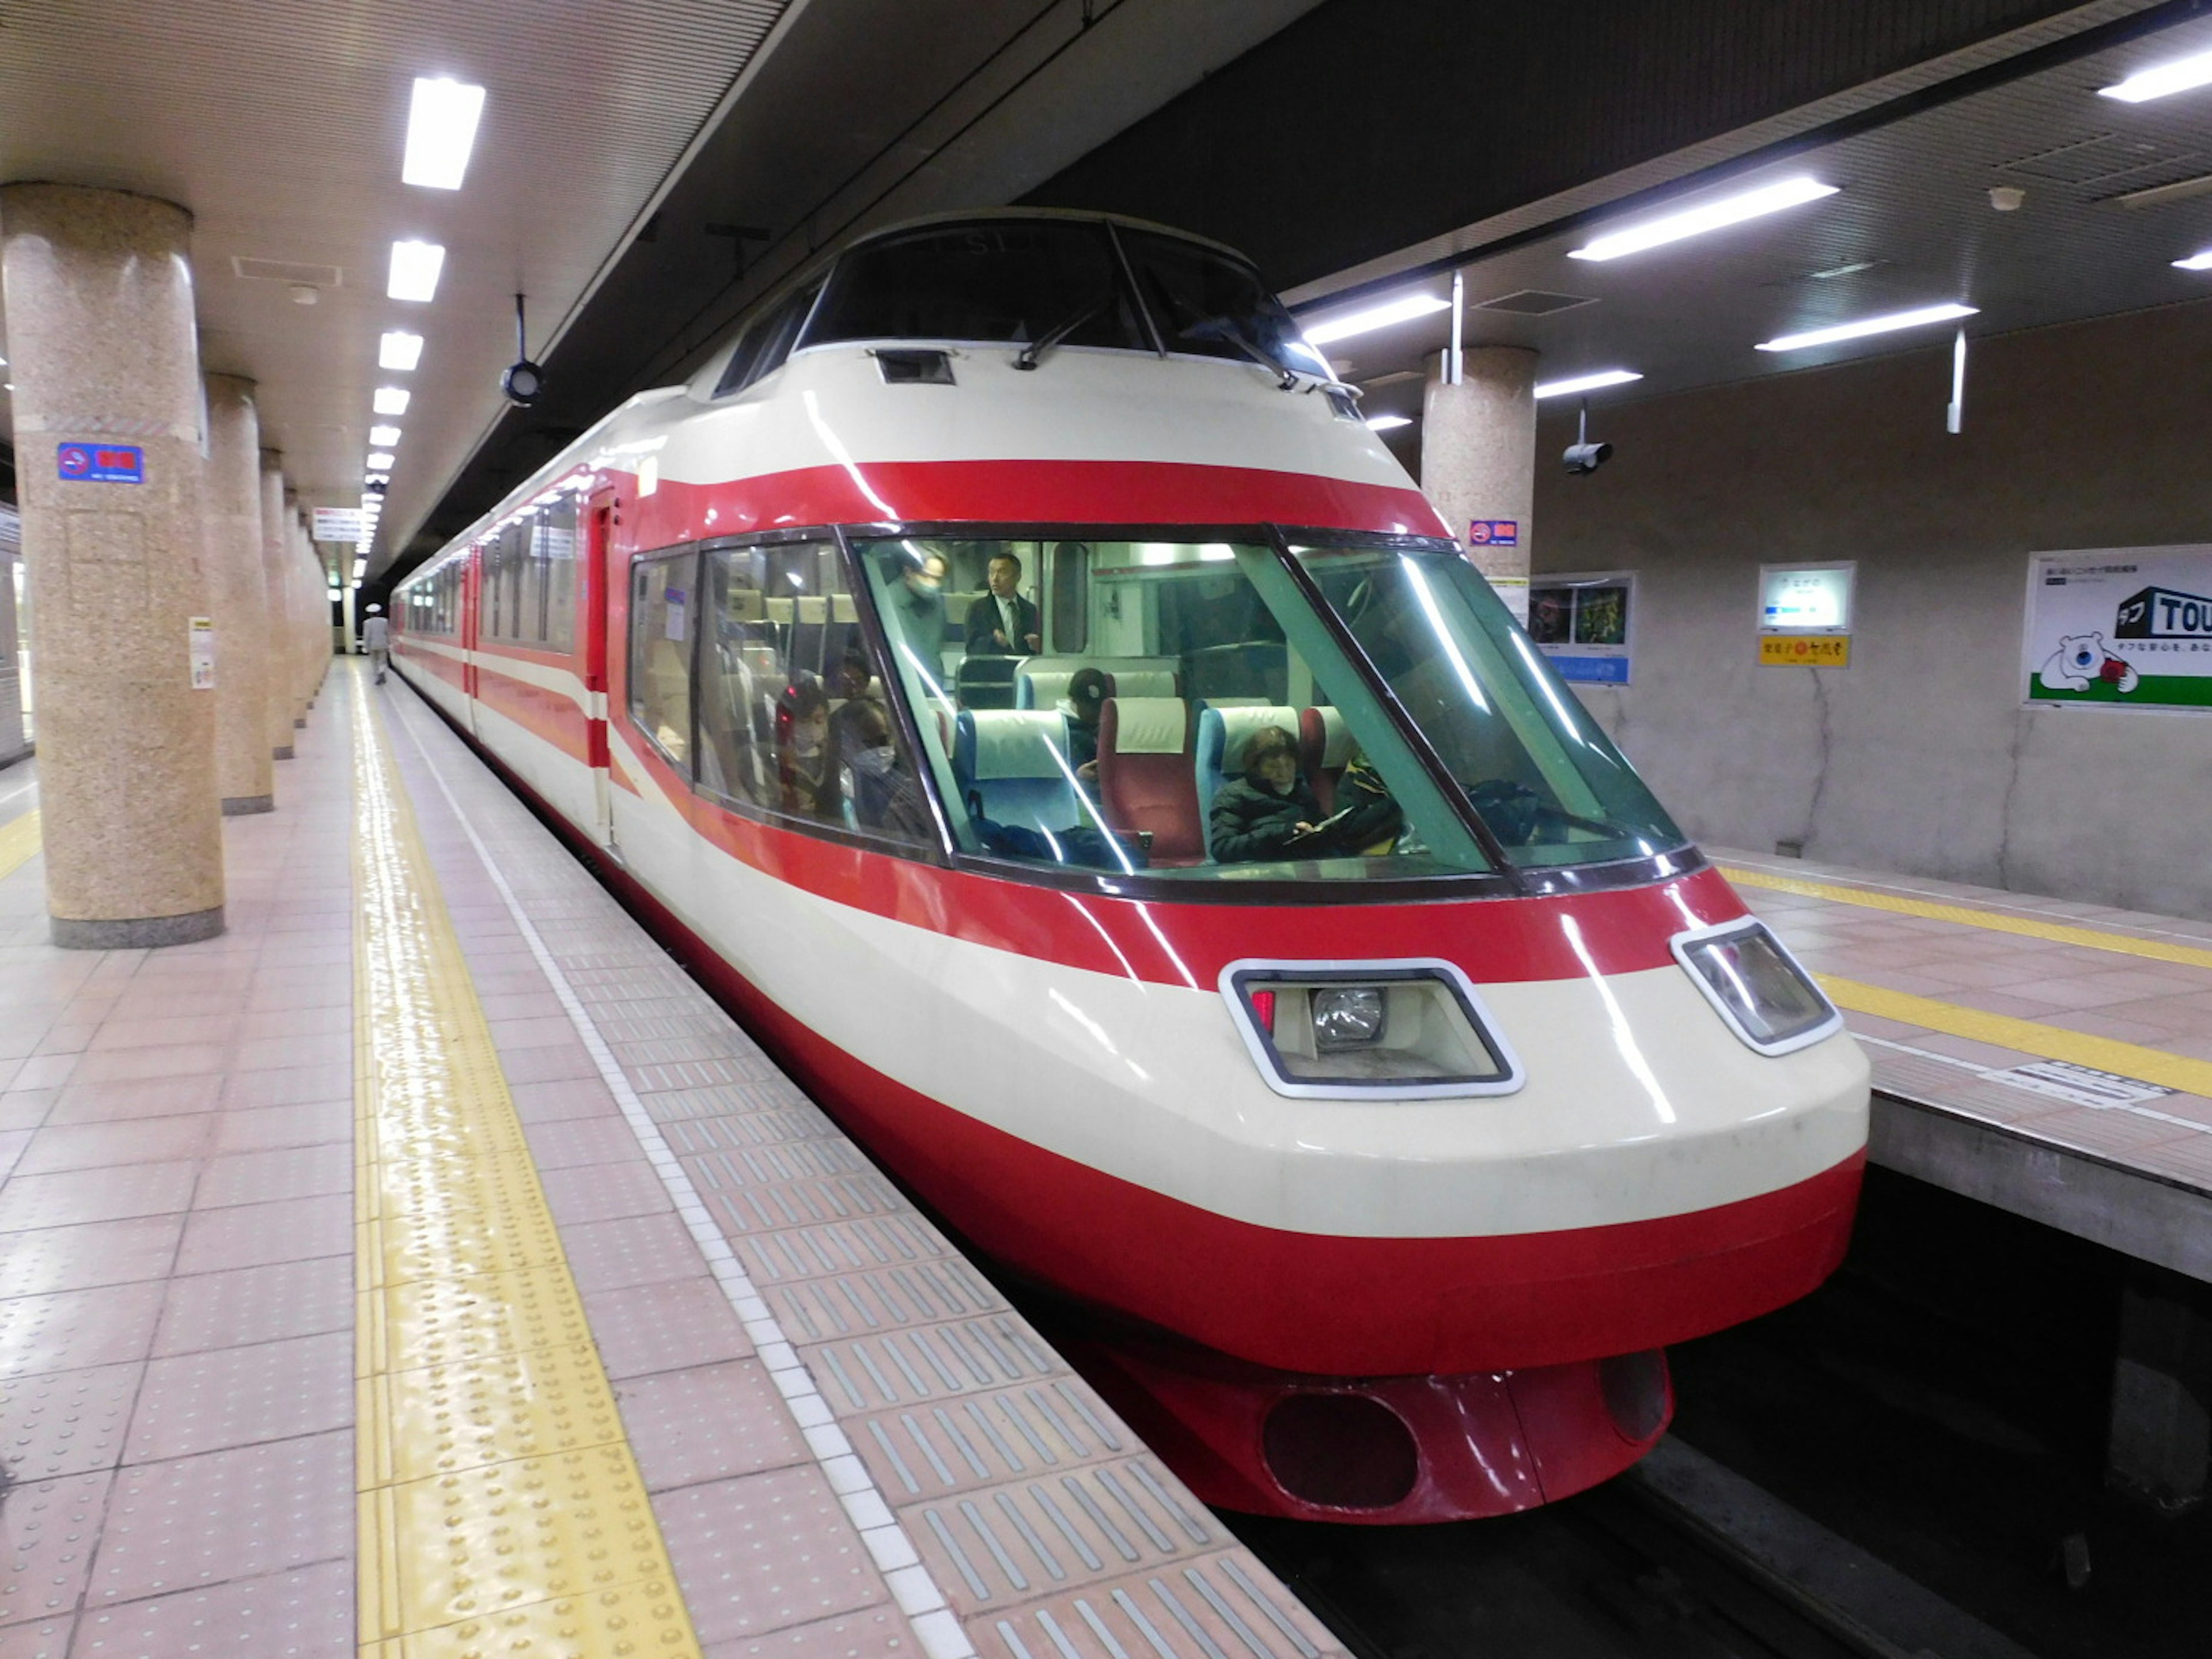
[57,442,145,484]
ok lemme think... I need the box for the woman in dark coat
[1210,725,1325,863]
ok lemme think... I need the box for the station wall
[1525,296,2212,919]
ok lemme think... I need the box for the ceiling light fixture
[367,450,396,469]
[372,387,411,415]
[2173,248,2212,271]
[1302,291,1451,346]
[368,425,403,448]
[1534,369,1644,399]
[2100,47,2212,103]
[1569,176,1839,262]
[401,77,487,189]
[1365,413,1412,431]
[1756,302,1977,352]
[379,331,425,371]
[387,240,446,302]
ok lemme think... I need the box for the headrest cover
[1110,698,1188,756]
[969,711,1071,780]
[1112,669,1177,699]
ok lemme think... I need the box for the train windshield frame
[842,524,1694,899]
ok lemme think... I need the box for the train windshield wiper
[1014,293,1115,370]
[1183,312,1301,388]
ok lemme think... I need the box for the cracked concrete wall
[1523,296,2212,920]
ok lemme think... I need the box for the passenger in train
[963,553,1040,656]
[1330,753,1407,854]
[887,550,950,658]
[827,649,882,757]
[775,678,843,821]
[843,699,934,842]
[1060,666,1109,791]
[1209,725,1327,863]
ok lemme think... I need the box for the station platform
[1721,848,2212,1283]
[0,667,1343,1659]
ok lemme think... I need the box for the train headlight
[1310,987,1387,1050]
[1671,919,1843,1056]
[1221,959,1524,1100]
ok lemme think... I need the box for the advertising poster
[1528,571,1633,684]
[2024,546,2212,713]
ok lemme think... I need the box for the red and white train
[392,211,1869,1522]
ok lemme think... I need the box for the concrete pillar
[1421,345,1538,586]
[2108,1267,2211,1513]
[0,183,222,946]
[203,374,272,814]
[259,452,295,760]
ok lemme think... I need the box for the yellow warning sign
[1759,634,1851,668]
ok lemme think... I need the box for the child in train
[1209,725,1327,863]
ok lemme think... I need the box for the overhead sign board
[57,442,144,483]
[312,507,368,543]
[2024,546,2212,712]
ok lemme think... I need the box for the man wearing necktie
[963,553,1041,657]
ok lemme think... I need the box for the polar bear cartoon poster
[2024,547,2212,712]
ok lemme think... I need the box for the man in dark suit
[963,552,1040,656]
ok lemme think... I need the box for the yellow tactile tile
[350,670,703,1657]
[0,809,40,880]
[1722,862,2212,973]
[1821,975,2212,1100]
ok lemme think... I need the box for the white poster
[188,618,215,690]
[2023,546,2212,713]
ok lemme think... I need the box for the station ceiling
[0,0,2204,587]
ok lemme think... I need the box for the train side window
[697,539,934,847]
[1047,541,1089,654]
[536,500,578,652]
[628,551,696,772]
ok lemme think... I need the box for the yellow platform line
[1821,975,2212,1102]
[1722,863,2212,975]
[350,666,703,1658]
[0,810,40,881]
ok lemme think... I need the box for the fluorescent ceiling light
[1302,291,1450,346]
[372,387,411,415]
[1756,302,1977,353]
[1534,368,1644,399]
[402,77,487,190]
[367,450,396,469]
[379,331,425,370]
[2100,48,2212,103]
[387,241,446,302]
[368,425,403,447]
[1365,413,1412,431]
[2174,248,2212,271]
[1569,176,1838,262]
[365,472,391,485]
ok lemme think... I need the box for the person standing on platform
[964,552,1040,657]
[363,604,390,684]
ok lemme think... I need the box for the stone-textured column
[0,183,222,946]
[259,452,296,760]
[203,374,272,813]
[1421,345,1538,585]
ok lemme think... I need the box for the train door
[460,544,481,733]
[581,494,617,850]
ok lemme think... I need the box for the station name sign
[56,442,144,483]
[2115,586,2212,640]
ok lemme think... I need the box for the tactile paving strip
[349,685,704,1657]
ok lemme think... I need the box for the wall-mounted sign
[1488,574,1529,627]
[2024,545,2212,713]
[1759,562,1855,633]
[1468,518,1520,548]
[1528,571,1634,684]
[311,507,368,543]
[57,442,144,483]
[188,618,215,690]
[1759,635,1850,668]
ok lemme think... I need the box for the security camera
[1562,440,1613,475]
[1562,399,1613,476]
[502,293,547,407]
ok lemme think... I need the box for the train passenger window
[696,540,934,847]
[858,535,1493,881]
[1116,229,1332,381]
[801,221,1149,355]
[628,552,696,771]
[536,500,579,653]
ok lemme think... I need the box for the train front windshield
[857,536,1686,882]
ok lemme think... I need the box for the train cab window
[714,276,827,398]
[858,535,1494,881]
[801,220,1149,355]
[696,540,933,847]
[628,552,696,771]
[1116,229,1331,381]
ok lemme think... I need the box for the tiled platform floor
[1720,848,2212,1197]
[0,674,1342,1659]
